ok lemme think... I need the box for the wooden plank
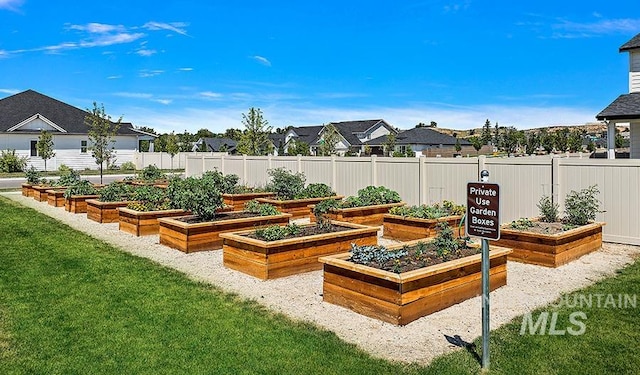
[323,282,401,324]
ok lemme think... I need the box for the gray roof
[289,125,324,145]
[0,89,138,135]
[596,93,640,121]
[199,137,237,152]
[620,33,640,52]
[327,119,396,146]
[366,127,471,146]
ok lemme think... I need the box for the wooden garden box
[86,199,131,223]
[223,192,276,211]
[491,222,605,268]
[319,243,512,325]
[47,189,67,207]
[221,221,379,280]
[309,202,406,226]
[21,183,33,197]
[32,185,53,202]
[383,214,464,241]
[65,195,100,213]
[158,212,292,253]
[118,207,189,236]
[255,196,344,219]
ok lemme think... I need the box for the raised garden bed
[491,221,605,267]
[118,207,189,236]
[21,183,34,197]
[223,192,275,211]
[158,212,292,253]
[310,202,406,226]
[221,222,378,280]
[255,196,343,219]
[86,199,132,223]
[383,214,464,241]
[32,185,54,202]
[319,241,512,325]
[46,189,67,207]
[65,194,100,213]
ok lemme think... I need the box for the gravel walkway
[5,191,640,365]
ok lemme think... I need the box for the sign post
[466,170,500,370]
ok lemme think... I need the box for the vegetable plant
[266,168,306,200]
[137,164,166,182]
[55,169,81,187]
[99,182,134,202]
[389,200,465,219]
[63,180,98,199]
[127,186,171,211]
[537,195,559,223]
[25,166,42,184]
[243,199,281,216]
[166,175,223,220]
[564,185,601,226]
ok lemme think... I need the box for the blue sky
[1,0,639,133]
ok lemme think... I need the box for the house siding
[632,122,640,159]
[0,133,138,170]
[630,51,640,93]
[366,123,391,141]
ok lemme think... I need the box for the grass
[0,195,639,374]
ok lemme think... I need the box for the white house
[0,90,156,170]
[597,32,640,159]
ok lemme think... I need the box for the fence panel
[301,157,333,187]
[424,158,478,206]
[376,157,421,205]
[335,158,374,198]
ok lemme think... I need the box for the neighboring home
[0,89,156,170]
[281,125,324,155]
[192,137,237,153]
[366,127,472,157]
[268,133,287,155]
[596,32,640,159]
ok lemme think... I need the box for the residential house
[312,119,397,155]
[596,32,640,159]
[366,127,472,157]
[0,89,156,170]
[281,125,324,155]
[192,137,237,153]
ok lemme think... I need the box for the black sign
[466,182,501,240]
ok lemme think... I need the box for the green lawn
[0,195,638,374]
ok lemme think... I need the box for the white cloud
[136,48,157,56]
[252,55,272,67]
[199,91,223,99]
[138,69,164,78]
[153,99,172,105]
[552,18,640,38]
[107,75,122,80]
[0,0,23,12]
[68,23,126,34]
[0,88,20,95]
[179,67,193,71]
[114,92,153,99]
[143,21,189,36]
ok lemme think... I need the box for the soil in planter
[178,211,269,224]
[508,219,578,235]
[350,241,480,273]
[244,224,354,241]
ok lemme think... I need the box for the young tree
[540,129,555,154]
[481,119,492,145]
[567,130,584,153]
[318,124,340,156]
[36,130,55,171]
[554,128,569,152]
[236,107,274,155]
[287,139,310,156]
[586,139,596,153]
[85,102,121,184]
[525,132,540,155]
[454,138,462,153]
[165,131,179,170]
[493,121,500,146]
[468,136,483,155]
[383,133,396,156]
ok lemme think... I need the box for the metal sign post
[466,170,500,370]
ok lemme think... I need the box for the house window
[81,140,87,153]
[30,140,38,157]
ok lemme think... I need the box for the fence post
[242,154,248,185]
[297,155,302,173]
[552,157,560,207]
[371,155,377,186]
[419,156,427,205]
[220,153,225,174]
[478,155,486,180]
[331,155,337,190]
[268,155,272,170]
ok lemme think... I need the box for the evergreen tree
[383,133,396,156]
[481,119,492,145]
[85,102,121,184]
[236,108,273,155]
[36,130,55,171]
[554,128,570,152]
[468,136,483,155]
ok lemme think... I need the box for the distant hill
[418,123,628,139]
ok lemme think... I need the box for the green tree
[499,127,524,156]
[454,138,462,153]
[525,132,540,155]
[318,124,340,156]
[195,128,215,140]
[468,136,483,155]
[165,132,179,170]
[287,139,310,156]
[493,121,500,146]
[36,130,55,171]
[554,128,570,152]
[223,128,243,141]
[587,139,596,153]
[237,108,274,156]
[481,119,492,145]
[568,130,584,153]
[615,133,624,148]
[383,133,396,156]
[85,102,121,184]
[540,129,555,154]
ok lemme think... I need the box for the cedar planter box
[223,192,276,211]
[47,189,67,207]
[319,243,512,325]
[21,183,34,197]
[158,212,292,253]
[309,202,406,226]
[86,199,132,223]
[32,185,54,202]
[65,195,100,213]
[383,214,464,241]
[491,222,605,268]
[255,196,344,219]
[221,222,379,280]
[118,207,189,236]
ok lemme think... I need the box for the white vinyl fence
[133,152,227,170]
[186,154,640,246]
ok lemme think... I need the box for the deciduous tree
[85,102,121,184]
[237,108,274,155]
[36,130,55,171]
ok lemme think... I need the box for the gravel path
[5,191,640,365]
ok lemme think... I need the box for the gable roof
[288,125,324,145]
[596,93,640,121]
[0,89,138,135]
[326,119,396,146]
[366,127,471,146]
[620,33,640,52]
[197,137,237,152]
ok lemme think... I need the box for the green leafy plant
[55,169,81,186]
[166,175,223,220]
[349,243,408,266]
[58,164,71,173]
[24,166,42,184]
[99,182,134,202]
[127,186,170,211]
[389,200,465,219]
[266,168,306,200]
[201,170,239,194]
[341,185,401,208]
[313,199,340,222]
[254,225,290,241]
[0,149,28,173]
[243,199,280,216]
[295,183,335,199]
[120,161,136,171]
[63,180,98,199]
[509,218,534,230]
[537,195,559,223]
[432,223,463,260]
[137,165,166,182]
[564,185,601,226]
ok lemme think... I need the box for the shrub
[243,199,280,216]
[537,195,559,223]
[99,182,134,202]
[64,180,98,199]
[266,168,305,200]
[343,185,401,207]
[167,175,223,220]
[295,183,335,199]
[55,169,81,187]
[201,170,239,194]
[312,199,340,224]
[564,185,601,226]
[58,164,72,173]
[128,186,170,211]
[120,161,136,171]
[24,166,42,184]
[0,149,28,173]
[137,165,166,182]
